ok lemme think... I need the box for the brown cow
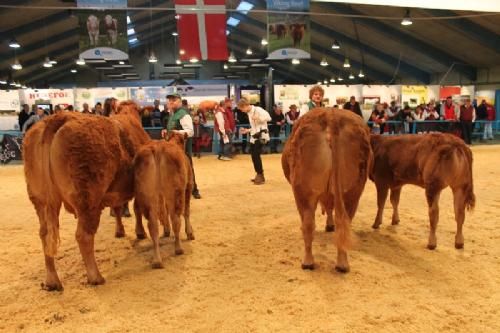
[276,24,287,39]
[369,133,475,250]
[133,134,195,268]
[197,100,218,113]
[282,108,373,273]
[23,101,150,291]
[289,23,305,47]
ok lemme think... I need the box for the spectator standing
[484,102,495,140]
[224,97,236,153]
[476,100,488,139]
[18,104,30,130]
[22,108,47,133]
[82,103,92,114]
[343,96,363,118]
[413,106,426,133]
[234,104,250,154]
[94,102,103,115]
[299,85,324,118]
[459,99,476,145]
[269,105,285,153]
[237,98,271,185]
[387,101,400,133]
[214,101,232,161]
[369,103,387,134]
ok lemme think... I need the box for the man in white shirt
[237,98,271,185]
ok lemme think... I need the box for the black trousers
[250,141,263,174]
[461,121,473,144]
[269,125,281,152]
[186,152,199,194]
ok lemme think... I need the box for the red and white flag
[175,0,228,61]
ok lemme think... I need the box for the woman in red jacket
[484,103,496,140]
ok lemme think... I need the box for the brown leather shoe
[250,174,258,182]
[253,173,265,185]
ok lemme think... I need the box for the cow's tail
[461,146,476,211]
[330,130,352,252]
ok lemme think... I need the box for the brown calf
[369,133,475,249]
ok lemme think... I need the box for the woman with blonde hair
[299,85,325,118]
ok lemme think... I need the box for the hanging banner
[401,85,428,108]
[129,87,175,107]
[267,0,311,60]
[0,90,21,111]
[77,0,128,61]
[75,87,128,110]
[20,89,75,107]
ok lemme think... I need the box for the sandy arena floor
[0,145,499,333]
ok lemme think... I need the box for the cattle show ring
[1,1,500,332]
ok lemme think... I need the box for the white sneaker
[219,156,232,161]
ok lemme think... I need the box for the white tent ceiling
[313,0,500,12]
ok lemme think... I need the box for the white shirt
[248,106,271,143]
[178,114,194,138]
[215,110,226,135]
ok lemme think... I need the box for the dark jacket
[476,103,487,120]
[343,101,363,118]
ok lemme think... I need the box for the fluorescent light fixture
[21,85,27,89]
[15,82,21,87]
[349,73,355,79]
[71,69,77,73]
[246,47,253,55]
[330,78,336,83]
[343,58,350,68]
[250,63,269,67]
[323,79,328,84]
[127,28,135,35]
[175,59,181,65]
[331,40,340,49]
[10,82,17,86]
[358,70,365,78]
[320,58,328,66]
[175,14,180,20]
[119,61,125,65]
[179,49,185,55]
[338,76,344,81]
[401,10,413,26]
[223,63,228,69]
[236,1,254,15]
[261,38,268,45]
[316,81,322,85]
[149,53,158,63]
[291,58,300,65]
[9,39,20,48]
[229,65,248,69]
[11,59,22,70]
[85,59,106,63]
[228,52,237,63]
[113,64,133,68]
[95,67,114,70]
[129,37,138,44]
[49,59,57,64]
[189,57,199,63]
[227,17,240,27]
[0,79,7,84]
[127,16,131,24]
[172,31,178,36]
[43,57,53,68]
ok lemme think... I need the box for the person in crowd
[103,98,118,116]
[237,98,271,185]
[22,107,47,133]
[192,115,204,158]
[53,105,63,114]
[152,99,161,116]
[476,99,488,139]
[81,103,91,114]
[398,105,414,133]
[94,102,103,115]
[141,106,152,128]
[269,104,286,153]
[370,103,387,134]
[30,104,37,116]
[234,104,250,154]
[162,92,202,199]
[441,96,459,134]
[459,98,476,145]
[18,104,30,131]
[285,104,300,133]
[425,103,440,132]
[343,95,363,118]
[224,97,236,142]
[299,85,324,118]
[66,105,74,112]
[484,102,495,140]
[413,105,426,133]
[214,101,232,161]
[386,101,400,133]
[161,102,170,128]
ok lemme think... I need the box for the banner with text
[267,0,310,60]
[77,0,128,60]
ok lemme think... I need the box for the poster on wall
[401,85,428,108]
[129,87,174,107]
[475,90,495,105]
[267,0,311,60]
[0,90,21,112]
[20,89,75,107]
[77,0,128,60]
[75,87,128,110]
[439,86,461,100]
[241,89,261,105]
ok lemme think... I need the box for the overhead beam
[0,11,72,40]
[320,2,477,80]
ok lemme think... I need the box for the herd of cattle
[87,14,118,46]
[22,101,475,291]
[269,23,306,47]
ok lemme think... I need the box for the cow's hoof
[163,231,170,238]
[301,263,315,270]
[115,231,125,238]
[175,248,184,256]
[187,233,195,241]
[87,276,105,286]
[335,265,350,273]
[152,262,164,269]
[391,219,400,225]
[455,243,464,249]
[136,233,147,240]
[427,244,437,250]
[325,225,335,232]
[41,282,64,292]
[372,223,381,229]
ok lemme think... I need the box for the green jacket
[166,107,192,155]
[307,101,323,110]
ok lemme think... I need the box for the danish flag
[175,0,229,61]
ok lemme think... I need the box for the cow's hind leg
[425,187,442,250]
[146,210,163,269]
[322,195,335,232]
[299,204,316,270]
[390,187,402,225]
[133,200,147,239]
[171,214,184,255]
[452,187,466,249]
[36,202,63,291]
[372,183,389,229]
[113,207,125,238]
[184,185,195,240]
[76,211,105,285]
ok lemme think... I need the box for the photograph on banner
[241,89,261,105]
[475,90,495,105]
[0,90,21,112]
[77,0,128,61]
[401,85,428,108]
[267,0,311,60]
[129,87,174,107]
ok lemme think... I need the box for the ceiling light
[11,59,22,70]
[179,49,185,55]
[228,52,237,63]
[343,58,350,68]
[0,79,6,84]
[323,79,328,85]
[172,31,178,36]
[43,57,53,68]
[223,63,228,70]
[338,76,343,81]
[49,59,57,65]
[175,14,180,20]
[15,82,21,87]
[358,70,365,78]
[331,40,340,49]
[316,81,322,85]
[119,61,125,65]
[401,9,413,26]
[175,59,181,65]
[320,58,328,66]
[9,39,20,48]
[21,85,27,89]
[76,58,85,65]
[189,57,199,63]
[291,58,300,65]
[349,73,355,79]
[71,69,77,73]
[246,47,253,55]
[330,78,336,83]
[149,53,158,63]
[10,82,17,86]
[261,38,268,45]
